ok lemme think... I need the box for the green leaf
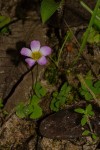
[74,108,85,114]
[86,104,94,116]
[0,98,3,108]
[81,116,87,126]
[34,82,47,98]
[34,82,42,98]
[31,95,40,105]
[40,0,60,23]
[85,71,93,80]
[59,96,66,105]
[0,15,10,28]
[85,92,93,101]
[88,111,94,116]
[50,97,59,112]
[94,8,100,30]
[82,130,90,136]
[50,82,71,111]
[39,87,47,97]
[30,105,42,119]
[94,80,100,88]
[85,27,100,44]
[86,104,92,113]
[16,103,26,118]
[81,79,93,91]
[92,133,98,140]
[55,101,60,109]
[60,82,68,92]
[53,91,58,98]
[94,34,100,43]
[23,104,34,116]
[80,76,100,101]
[0,27,9,34]
[59,83,71,97]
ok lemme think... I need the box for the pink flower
[20,40,51,67]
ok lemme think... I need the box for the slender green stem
[48,56,58,68]
[57,32,71,66]
[80,1,100,21]
[35,64,38,86]
[74,0,100,63]
[86,116,93,134]
[31,64,39,93]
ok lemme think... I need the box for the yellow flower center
[32,51,42,60]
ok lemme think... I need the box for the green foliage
[16,82,47,119]
[33,82,47,98]
[16,103,26,118]
[93,8,100,30]
[50,82,72,111]
[92,133,98,140]
[0,98,3,109]
[75,104,98,139]
[79,72,100,101]
[75,104,94,126]
[82,130,90,136]
[40,0,60,23]
[83,27,100,44]
[45,64,58,84]
[0,15,10,33]
[80,1,100,30]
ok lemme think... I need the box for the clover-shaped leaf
[50,83,71,111]
[31,95,40,105]
[34,82,47,98]
[16,103,26,118]
[30,105,42,119]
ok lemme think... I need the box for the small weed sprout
[50,82,72,111]
[16,82,47,119]
[75,104,98,140]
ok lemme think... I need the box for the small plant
[78,73,100,101]
[75,104,98,140]
[0,15,10,34]
[83,27,100,45]
[18,40,52,119]
[50,82,72,111]
[16,82,47,119]
[75,0,100,63]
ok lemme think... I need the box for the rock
[40,108,83,140]
[39,103,100,140]
[40,137,82,150]
[0,112,37,149]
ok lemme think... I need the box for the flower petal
[40,46,51,56]
[37,56,47,65]
[30,40,40,52]
[20,48,32,57]
[25,58,36,67]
